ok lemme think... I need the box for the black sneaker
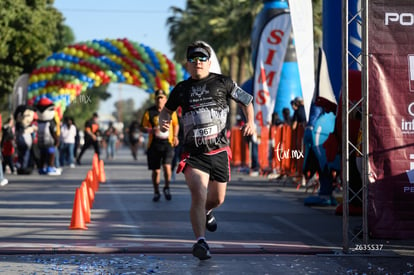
[163,187,172,201]
[206,211,217,232]
[153,192,161,202]
[192,239,211,260]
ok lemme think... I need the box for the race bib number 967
[193,125,218,138]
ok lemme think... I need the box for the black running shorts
[147,140,174,170]
[185,148,231,182]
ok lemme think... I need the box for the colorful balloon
[27,38,189,114]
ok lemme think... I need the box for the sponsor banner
[368,0,414,239]
[253,13,291,127]
[288,0,315,120]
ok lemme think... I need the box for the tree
[113,98,136,126]
[312,0,323,49]
[0,0,73,115]
[167,0,260,78]
[203,0,262,126]
[168,0,322,76]
[167,0,262,127]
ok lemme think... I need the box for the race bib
[193,125,218,138]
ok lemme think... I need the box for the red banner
[368,0,414,239]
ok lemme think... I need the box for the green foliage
[168,0,323,77]
[0,0,73,101]
[112,98,136,125]
[167,0,261,78]
[312,0,323,47]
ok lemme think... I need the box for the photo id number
[353,244,383,251]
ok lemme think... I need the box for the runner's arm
[239,102,255,137]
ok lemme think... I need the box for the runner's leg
[184,166,209,239]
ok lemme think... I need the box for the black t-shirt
[165,73,250,154]
[84,118,99,141]
[292,105,307,124]
[129,122,140,143]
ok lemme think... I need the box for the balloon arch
[27,38,189,116]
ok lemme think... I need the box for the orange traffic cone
[87,169,99,192]
[92,159,100,188]
[84,178,95,208]
[92,168,100,190]
[92,153,99,171]
[69,188,88,230]
[80,181,91,223]
[99,159,106,183]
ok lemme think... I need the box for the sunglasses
[187,56,209,63]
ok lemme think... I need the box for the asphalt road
[0,147,413,274]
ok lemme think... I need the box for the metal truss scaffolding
[341,0,369,252]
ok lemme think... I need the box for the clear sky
[53,0,187,116]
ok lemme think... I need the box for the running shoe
[0,179,8,187]
[206,211,217,232]
[38,167,48,175]
[163,187,172,201]
[47,166,61,176]
[153,192,161,202]
[192,239,211,260]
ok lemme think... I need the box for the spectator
[59,116,77,168]
[14,105,37,175]
[104,122,118,160]
[1,116,16,175]
[271,112,283,126]
[282,107,292,126]
[128,120,141,160]
[291,97,306,130]
[0,114,10,186]
[240,78,259,176]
